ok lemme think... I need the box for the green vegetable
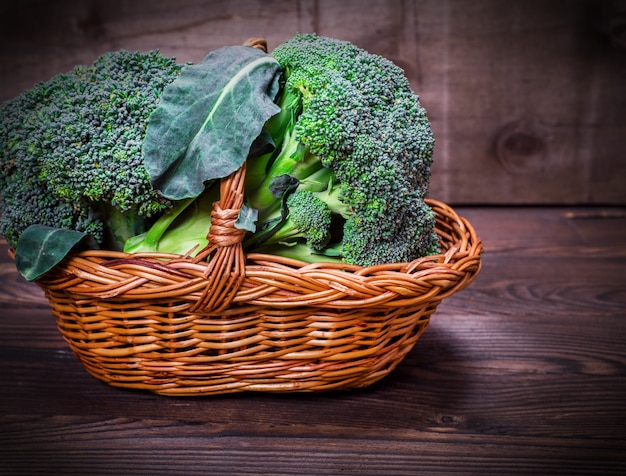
[123,44,281,255]
[253,188,333,252]
[0,46,280,279]
[1,34,440,281]
[243,33,439,266]
[123,186,217,256]
[0,49,183,259]
[143,45,282,200]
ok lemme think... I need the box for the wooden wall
[1,0,625,205]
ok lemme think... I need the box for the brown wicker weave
[28,160,483,396]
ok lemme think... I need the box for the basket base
[55,302,436,396]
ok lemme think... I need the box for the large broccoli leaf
[143,45,282,200]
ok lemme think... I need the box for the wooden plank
[412,0,626,205]
[1,424,624,475]
[0,0,311,101]
[1,0,624,204]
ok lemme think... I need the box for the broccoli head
[1,36,439,273]
[245,33,439,266]
[0,50,183,249]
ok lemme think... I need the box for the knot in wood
[208,203,245,247]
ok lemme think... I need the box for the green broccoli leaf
[235,204,258,233]
[14,225,98,281]
[143,45,282,200]
[268,174,300,198]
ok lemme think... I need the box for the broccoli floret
[1,36,439,271]
[0,50,183,249]
[257,188,332,251]
[244,33,439,266]
[0,78,103,247]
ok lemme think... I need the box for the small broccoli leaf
[235,204,258,233]
[249,130,276,159]
[143,45,282,200]
[268,174,300,198]
[14,225,98,281]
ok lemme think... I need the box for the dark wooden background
[1,0,625,205]
[2,1,626,473]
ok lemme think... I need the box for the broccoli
[254,188,332,251]
[1,35,440,281]
[0,50,183,250]
[243,33,439,266]
[121,33,440,266]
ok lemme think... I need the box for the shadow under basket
[34,165,483,396]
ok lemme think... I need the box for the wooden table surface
[1,206,625,475]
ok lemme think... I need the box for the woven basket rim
[34,197,482,311]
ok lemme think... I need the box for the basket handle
[190,38,267,312]
[189,162,247,313]
[188,38,269,313]
[243,37,268,51]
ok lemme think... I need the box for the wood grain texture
[1,0,625,205]
[1,207,625,474]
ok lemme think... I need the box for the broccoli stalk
[123,185,219,255]
[101,206,149,251]
[244,83,317,211]
[244,84,304,199]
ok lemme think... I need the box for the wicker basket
[29,161,482,396]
